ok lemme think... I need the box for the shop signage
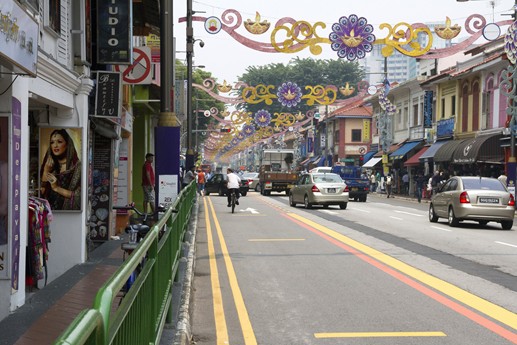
[0,1,38,76]
[437,117,455,138]
[90,133,112,242]
[94,71,122,118]
[424,91,433,128]
[97,0,132,64]
[158,175,179,208]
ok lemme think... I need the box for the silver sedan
[289,173,349,209]
[428,176,515,230]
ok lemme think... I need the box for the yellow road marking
[207,198,258,345]
[203,201,229,344]
[315,332,447,338]
[248,239,306,242]
[288,212,517,331]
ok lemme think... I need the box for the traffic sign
[114,47,152,84]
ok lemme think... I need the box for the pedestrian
[370,173,377,193]
[182,166,196,189]
[197,168,206,196]
[415,171,426,203]
[385,174,393,198]
[142,153,155,214]
[402,172,409,195]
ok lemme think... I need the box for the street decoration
[183,9,512,60]
[329,15,375,61]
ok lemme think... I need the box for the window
[351,129,361,142]
[441,98,445,119]
[45,0,61,34]
[451,95,456,116]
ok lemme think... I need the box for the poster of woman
[39,128,82,211]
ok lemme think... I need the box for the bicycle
[228,189,240,213]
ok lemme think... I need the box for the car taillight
[248,179,253,183]
[311,185,320,192]
[344,186,349,192]
[459,191,470,204]
[509,194,515,207]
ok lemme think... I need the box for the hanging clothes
[27,197,52,288]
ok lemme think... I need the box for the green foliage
[237,57,364,115]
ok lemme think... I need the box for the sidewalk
[0,238,123,345]
[0,198,199,345]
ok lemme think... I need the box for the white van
[309,167,332,173]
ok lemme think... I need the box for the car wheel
[501,220,513,230]
[339,202,348,210]
[361,196,367,202]
[304,195,312,209]
[478,220,489,226]
[205,191,210,196]
[265,190,271,196]
[218,187,224,196]
[428,204,438,223]
[241,191,247,197]
[289,193,296,207]
[448,207,459,227]
[255,185,260,192]
[323,204,329,209]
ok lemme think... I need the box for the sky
[172,0,517,84]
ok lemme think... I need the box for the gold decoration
[242,84,276,105]
[216,80,233,93]
[271,20,330,55]
[301,85,337,106]
[435,17,461,40]
[339,82,355,97]
[295,111,305,121]
[244,12,271,35]
[376,22,433,57]
[341,29,364,48]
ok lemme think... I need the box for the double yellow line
[204,197,257,345]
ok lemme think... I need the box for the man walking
[415,171,426,203]
[385,174,393,198]
[197,168,206,196]
[142,153,155,214]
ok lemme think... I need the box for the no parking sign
[114,47,153,84]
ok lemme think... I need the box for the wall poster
[39,128,82,211]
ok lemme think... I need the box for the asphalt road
[190,192,517,345]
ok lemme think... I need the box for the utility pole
[185,0,195,170]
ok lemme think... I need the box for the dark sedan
[204,173,249,196]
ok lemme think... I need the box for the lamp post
[185,0,205,170]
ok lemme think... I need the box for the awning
[309,155,321,163]
[404,146,429,166]
[389,141,422,160]
[362,157,382,168]
[451,134,504,164]
[433,139,468,162]
[419,140,450,161]
[374,143,402,157]
[363,151,377,163]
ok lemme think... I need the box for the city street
[190,192,517,345]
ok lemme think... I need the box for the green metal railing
[54,183,196,345]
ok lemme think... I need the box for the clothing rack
[27,197,52,290]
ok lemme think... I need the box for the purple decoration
[505,21,517,64]
[329,14,375,61]
[277,82,302,108]
[254,109,272,127]
[242,124,256,136]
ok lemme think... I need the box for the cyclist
[226,168,241,207]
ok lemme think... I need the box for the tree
[237,57,364,115]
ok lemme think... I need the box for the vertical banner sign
[90,133,112,242]
[363,119,370,141]
[158,175,179,208]
[424,91,433,128]
[95,71,122,118]
[11,98,22,289]
[116,138,129,207]
[0,116,8,281]
[97,0,132,64]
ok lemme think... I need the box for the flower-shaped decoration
[242,124,256,136]
[231,138,240,146]
[254,109,272,127]
[329,15,375,61]
[505,20,517,65]
[277,82,302,107]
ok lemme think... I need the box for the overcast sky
[172,0,516,83]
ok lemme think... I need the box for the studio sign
[97,0,132,64]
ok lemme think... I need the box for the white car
[289,173,349,209]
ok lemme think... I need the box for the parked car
[204,173,249,196]
[428,176,515,230]
[241,172,260,191]
[289,172,349,209]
